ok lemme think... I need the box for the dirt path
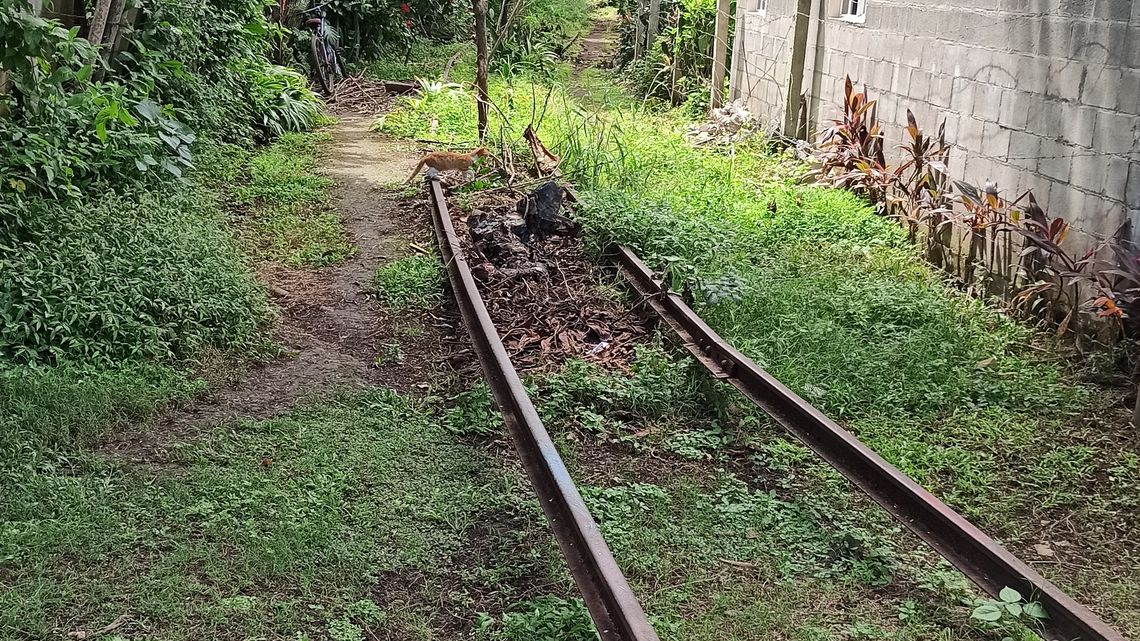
[98,114,459,462]
[573,11,618,73]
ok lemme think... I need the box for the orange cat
[406,147,490,182]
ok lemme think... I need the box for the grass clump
[0,390,567,640]
[374,254,445,310]
[228,132,353,267]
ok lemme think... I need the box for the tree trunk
[708,0,730,109]
[473,0,490,142]
[85,0,114,46]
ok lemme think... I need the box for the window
[754,0,768,15]
[839,0,866,20]
[838,0,866,22]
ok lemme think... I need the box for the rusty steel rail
[426,175,660,641]
[611,245,1125,641]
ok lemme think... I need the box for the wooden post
[782,0,812,136]
[473,0,490,142]
[633,0,647,59]
[86,0,113,45]
[708,0,730,109]
[646,0,661,54]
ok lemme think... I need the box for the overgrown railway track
[425,173,1126,641]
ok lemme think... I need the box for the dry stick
[68,614,129,640]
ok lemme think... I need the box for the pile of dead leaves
[446,182,648,372]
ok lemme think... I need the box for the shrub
[0,187,270,365]
[242,63,326,140]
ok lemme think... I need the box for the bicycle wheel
[311,33,333,94]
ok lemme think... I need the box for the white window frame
[754,0,768,15]
[837,0,866,23]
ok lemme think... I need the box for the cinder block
[1117,69,1139,113]
[988,53,1019,89]
[892,66,913,96]
[901,37,925,69]
[874,63,895,91]
[1001,0,1030,12]
[1070,152,1111,193]
[1033,17,1072,58]
[1014,55,1050,95]
[911,70,933,102]
[1057,0,1095,17]
[957,47,993,81]
[1030,95,1062,132]
[973,84,1003,121]
[1037,138,1074,181]
[999,90,1031,130]
[1093,111,1140,155]
[959,116,988,148]
[1047,181,1086,221]
[929,74,954,107]
[950,78,975,113]
[1105,156,1131,202]
[965,154,999,184]
[1082,65,1122,109]
[1045,60,1084,101]
[1093,0,1132,20]
[1060,103,1097,148]
[982,122,1013,159]
[1127,163,1140,208]
[1068,21,1109,66]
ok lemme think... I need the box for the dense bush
[0,186,270,365]
[0,6,195,207]
[616,0,732,105]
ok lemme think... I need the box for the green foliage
[242,63,326,139]
[479,596,596,641]
[0,186,269,365]
[373,254,445,310]
[229,132,353,267]
[0,361,198,474]
[443,382,503,436]
[616,0,731,103]
[0,6,195,206]
[969,587,1047,641]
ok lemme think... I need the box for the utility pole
[472,0,490,141]
[782,0,812,137]
[708,0,730,109]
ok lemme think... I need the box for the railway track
[424,173,1126,641]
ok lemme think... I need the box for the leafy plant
[242,62,326,140]
[970,586,1048,638]
[815,76,892,204]
[478,596,596,641]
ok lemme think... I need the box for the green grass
[222,132,354,268]
[374,254,445,311]
[0,389,578,641]
[368,41,1140,637]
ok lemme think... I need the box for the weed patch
[0,390,566,640]
[228,132,353,267]
[374,254,445,310]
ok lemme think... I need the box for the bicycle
[301,1,341,95]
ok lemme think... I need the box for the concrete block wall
[732,0,1140,249]
[729,0,798,131]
